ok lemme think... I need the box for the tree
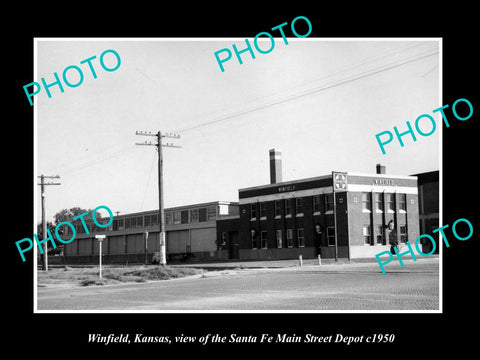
[54,207,93,225]
[36,221,56,254]
[51,207,93,269]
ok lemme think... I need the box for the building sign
[277,185,296,193]
[373,179,396,186]
[333,172,347,192]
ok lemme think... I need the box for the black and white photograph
[33,38,441,312]
[6,5,478,356]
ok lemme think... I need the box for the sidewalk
[170,254,439,271]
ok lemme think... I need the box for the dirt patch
[37,265,204,287]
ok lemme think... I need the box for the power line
[251,42,427,106]
[41,143,132,175]
[52,145,134,177]
[173,48,439,134]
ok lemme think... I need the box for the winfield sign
[373,179,396,186]
[278,185,295,192]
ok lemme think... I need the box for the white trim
[347,184,418,194]
[239,187,333,205]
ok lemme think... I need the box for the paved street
[37,257,439,311]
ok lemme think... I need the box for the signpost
[95,235,106,279]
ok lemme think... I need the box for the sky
[35,38,440,222]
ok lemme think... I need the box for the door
[228,231,240,259]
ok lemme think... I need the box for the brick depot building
[218,150,420,261]
[61,201,238,265]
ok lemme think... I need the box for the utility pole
[135,131,181,265]
[37,175,61,271]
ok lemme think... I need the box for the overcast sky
[35,38,440,222]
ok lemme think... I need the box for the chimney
[269,149,282,184]
[376,163,386,174]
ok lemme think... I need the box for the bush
[80,278,108,286]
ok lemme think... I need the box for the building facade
[53,148,430,265]
[233,172,419,261]
[414,170,439,254]
[60,201,238,264]
[223,155,420,261]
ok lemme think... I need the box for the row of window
[165,207,217,225]
[362,192,406,212]
[362,224,408,245]
[68,221,114,234]
[70,207,219,234]
[250,227,336,249]
[250,192,408,220]
[251,194,333,220]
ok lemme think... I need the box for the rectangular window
[375,193,384,212]
[130,217,137,228]
[274,200,282,217]
[325,194,334,212]
[260,231,268,249]
[181,210,189,224]
[376,225,384,245]
[400,225,407,243]
[313,195,321,213]
[363,224,372,245]
[117,218,124,230]
[295,198,304,215]
[276,229,282,248]
[144,215,151,227]
[285,199,292,216]
[286,229,293,248]
[136,216,143,228]
[173,211,181,224]
[199,208,207,222]
[399,193,406,211]
[259,202,267,219]
[166,212,172,225]
[113,219,118,231]
[207,206,217,220]
[362,192,371,211]
[386,193,395,212]
[251,230,257,249]
[125,217,131,229]
[190,208,199,223]
[327,227,335,246]
[250,203,257,219]
[297,228,305,247]
[150,214,158,226]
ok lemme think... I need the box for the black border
[7,4,478,355]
